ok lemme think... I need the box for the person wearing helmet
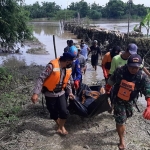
[102,46,121,83]
[68,41,82,91]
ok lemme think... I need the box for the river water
[0,20,147,66]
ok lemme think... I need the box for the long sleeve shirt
[108,65,150,100]
[72,59,82,81]
[33,63,72,97]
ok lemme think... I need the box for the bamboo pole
[53,35,57,59]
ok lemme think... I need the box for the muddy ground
[0,40,150,150]
[0,61,150,150]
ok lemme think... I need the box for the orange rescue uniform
[43,58,72,91]
[101,52,112,78]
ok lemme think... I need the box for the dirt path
[0,63,150,150]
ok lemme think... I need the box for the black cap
[127,54,142,67]
[62,52,75,60]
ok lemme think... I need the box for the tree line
[0,0,150,49]
[23,0,149,20]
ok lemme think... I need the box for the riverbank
[0,60,150,150]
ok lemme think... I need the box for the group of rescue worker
[31,40,150,150]
[102,43,150,150]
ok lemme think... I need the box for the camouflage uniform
[108,65,150,124]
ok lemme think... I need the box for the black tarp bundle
[68,84,111,118]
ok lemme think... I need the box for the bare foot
[118,143,125,150]
[56,128,62,134]
[56,127,68,135]
[61,126,68,135]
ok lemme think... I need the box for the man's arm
[107,69,117,86]
[33,64,53,95]
[143,67,150,76]
[141,74,150,98]
[101,54,108,78]
[88,46,92,56]
[109,57,116,75]
[66,75,73,94]
[31,64,53,104]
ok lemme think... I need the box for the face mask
[66,63,72,68]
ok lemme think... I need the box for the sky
[24,0,150,8]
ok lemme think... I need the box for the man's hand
[143,98,150,120]
[74,80,80,90]
[31,93,38,104]
[69,93,75,100]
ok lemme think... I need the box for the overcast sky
[24,0,150,8]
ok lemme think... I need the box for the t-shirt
[64,46,69,52]
[90,45,101,59]
[80,44,88,59]
[78,54,86,68]
[109,54,127,75]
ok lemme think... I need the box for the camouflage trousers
[113,99,134,125]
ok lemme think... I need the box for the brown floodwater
[0,20,147,66]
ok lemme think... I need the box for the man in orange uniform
[31,52,75,135]
[101,46,121,83]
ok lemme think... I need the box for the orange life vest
[117,79,135,101]
[102,52,112,77]
[43,58,72,91]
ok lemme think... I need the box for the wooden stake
[53,35,57,59]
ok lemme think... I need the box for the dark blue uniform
[72,59,82,82]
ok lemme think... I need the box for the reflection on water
[0,22,79,66]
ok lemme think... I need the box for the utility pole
[127,0,133,38]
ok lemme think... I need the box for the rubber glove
[74,80,80,90]
[31,93,38,104]
[143,98,150,120]
[105,84,112,94]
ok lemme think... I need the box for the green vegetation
[140,9,150,38]
[0,58,31,125]
[0,0,33,50]
[23,0,149,20]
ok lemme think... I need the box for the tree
[89,10,102,19]
[105,0,125,18]
[68,0,90,18]
[0,0,32,51]
[55,10,76,20]
[140,10,150,38]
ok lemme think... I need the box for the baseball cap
[94,40,98,43]
[63,52,75,60]
[127,54,142,67]
[128,43,138,54]
[75,45,81,51]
